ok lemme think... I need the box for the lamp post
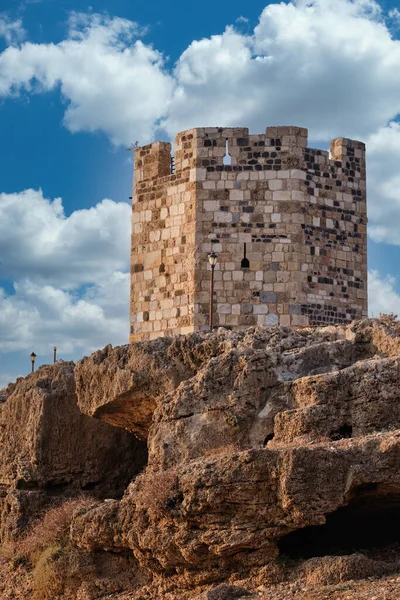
[53,347,57,364]
[30,352,36,374]
[208,252,218,330]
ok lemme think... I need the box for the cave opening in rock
[278,485,400,559]
[329,424,353,441]
[263,433,274,446]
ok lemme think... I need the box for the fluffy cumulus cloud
[0,12,173,145]
[166,0,400,141]
[0,189,130,287]
[368,270,400,317]
[1,2,400,244]
[2,1,400,144]
[0,190,131,361]
[365,122,400,245]
[0,273,130,355]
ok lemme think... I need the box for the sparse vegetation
[379,313,400,329]
[32,544,63,600]
[4,497,95,600]
[134,468,180,518]
[16,497,94,562]
[224,411,245,428]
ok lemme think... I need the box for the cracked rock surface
[0,362,147,541]
[71,319,400,598]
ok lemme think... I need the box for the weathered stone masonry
[130,126,368,342]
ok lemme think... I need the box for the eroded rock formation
[0,320,398,598]
[0,362,147,541]
[71,319,400,598]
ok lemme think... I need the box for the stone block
[289,304,302,315]
[269,179,283,191]
[204,200,220,212]
[266,314,279,325]
[242,304,253,314]
[260,292,277,303]
[218,304,232,315]
[254,305,269,315]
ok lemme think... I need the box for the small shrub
[4,497,96,599]
[379,313,399,326]
[224,411,245,428]
[32,545,63,600]
[134,468,180,518]
[11,553,29,569]
[16,497,94,562]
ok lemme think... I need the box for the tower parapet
[130,126,367,341]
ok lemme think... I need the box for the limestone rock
[71,319,400,596]
[75,335,228,439]
[0,362,147,540]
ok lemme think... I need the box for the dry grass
[15,497,94,562]
[134,468,180,518]
[379,313,398,325]
[379,313,400,334]
[31,544,63,600]
[1,497,96,600]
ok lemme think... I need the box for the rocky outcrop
[75,340,197,438]
[71,319,400,597]
[0,362,147,541]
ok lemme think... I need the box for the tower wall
[130,126,367,342]
[130,134,197,341]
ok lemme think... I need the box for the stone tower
[130,126,367,342]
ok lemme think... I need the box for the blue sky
[1,0,400,385]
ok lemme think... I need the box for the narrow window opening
[223,139,232,166]
[171,155,175,174]
[241,243,250,269]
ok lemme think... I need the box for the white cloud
[0,189,130,287]
[368,270,400,317]
[0,189,131,359]
[0,273,129,355]
[0,16,25,45]
[0,12,173,145]
[366,121,400,245]
[2,2,400,145]
[388,8,400,27]
[164,0,400,141]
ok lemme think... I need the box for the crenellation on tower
[134,141,172,184]
[130,125,368,342]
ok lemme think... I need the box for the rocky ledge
[71,318,400,598]
[1,318,399,599]
[0,362,147,542]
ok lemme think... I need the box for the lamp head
[208,251,218,267]
[30,352,36,362]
